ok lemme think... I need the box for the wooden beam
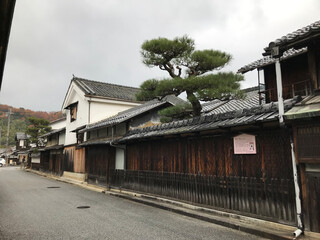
[307,43,319,90]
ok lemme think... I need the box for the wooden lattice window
[296,124,320,162]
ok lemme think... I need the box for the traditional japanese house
[39,127,65,175]
[238,48,310,104]
[60,76,142,180]
[108,87,302,225]
[239,20,320,233]
[15,132,30,164]
[78,95,185,186]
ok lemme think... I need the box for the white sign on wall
[233,133,256,154]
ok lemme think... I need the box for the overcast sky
[0,0,319,112]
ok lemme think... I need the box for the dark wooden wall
[264,53,309,102]
[40,151,49,171]
[64,146,74,172]
[294,121,320,232]
[48,150,63,175]
[126,129,293,179]
[86,145,115,185]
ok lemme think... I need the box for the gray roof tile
[238,48,307,73]
[118,96,300,142]
[80,95,185,133]
[203,87,260,115]
[264,20,320,55]
[73,77,141,102]
[15,132,30,140]
[40,128,65,138]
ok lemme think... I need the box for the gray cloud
[0,0,319,111]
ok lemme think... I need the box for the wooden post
[275,59,285,125]
[307,44,319,90]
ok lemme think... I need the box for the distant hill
[0,104,63,147]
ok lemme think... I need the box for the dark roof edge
[50,117,66,124]
[121,96,300,140]
[263,20,320,55]
[238,48,307,74]
[73,76,140,91]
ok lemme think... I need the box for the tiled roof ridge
[126,96,300,136]
[264,20,320,52]
[50,117,66,124]
[201,86,259,109]
[80,95,184,133]
[73,76,140,91]
[82,100,165,131]
[238,47,307,73]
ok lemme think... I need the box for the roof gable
[62,76,142,110]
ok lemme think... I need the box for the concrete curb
[25,169,320,240]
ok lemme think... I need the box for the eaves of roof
[40,128,65,138]
[50,117,66,124]
[118,97,299,143]
[238,48,307,74]
[284,93,320,120]
[39,145,64,151]
[73,77,141,102]
[80,100,166,133]
[77,139,111,147]
[264,20,320,56]
[79,95,183,133]
[62,76,143,110]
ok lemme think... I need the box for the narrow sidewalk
[26,168,320,240]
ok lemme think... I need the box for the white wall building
[61,76,142,146]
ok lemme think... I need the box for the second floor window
[65,102,78,122]
[70,105,77,122]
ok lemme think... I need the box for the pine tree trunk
[186,91,202,117]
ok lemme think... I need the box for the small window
[77,132,84,144]
[65,102,78,122]
[70,105,77,122]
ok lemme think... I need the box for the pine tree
[136,35,244,122]
[26,117,51,147]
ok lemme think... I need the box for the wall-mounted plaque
[233,133,256,154]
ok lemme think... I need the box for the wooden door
[306,172,320,232]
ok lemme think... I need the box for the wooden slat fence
[109,170,296,224]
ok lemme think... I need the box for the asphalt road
[0,167,267,240]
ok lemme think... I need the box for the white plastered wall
[63,83,89,145]
[50,118,66,130]
[88,99,140,123]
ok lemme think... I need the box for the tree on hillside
[136,35,244,122]
[26,117,51,147]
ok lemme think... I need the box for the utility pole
[5,108,12,167]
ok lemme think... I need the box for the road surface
[0,167,267,240]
